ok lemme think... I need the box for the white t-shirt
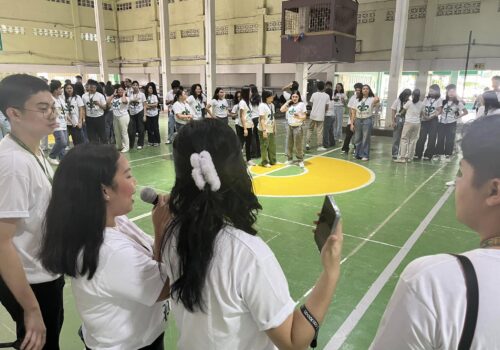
[371,249,500,350]
[422,97,443,120]
[187,95,205,120]
[250,103,260,120]
[53,95,67,131]
[210,99,229,119]
[164,226,296,350]
[66,95,84,126]
[286,102,306,126]
[326,100,335,117]
[82,92,106,118]
[309,91,330,121]
[283,91,291,101]
[145,94,159,117]
[73,216,169,350]
[238,100,254,129]
[173,101,193,125]
[403,100,424,124]
[111,96,129,118]
[231,103,240,125]
[127,91,146,115]
[333,92,346,107]
[391,99,404,114]
[347,94,358,109]
[0,136,58,284]
[257,103,275,133]
[354,97,376,119]
[440,100,466,124]
[166,90,175,113]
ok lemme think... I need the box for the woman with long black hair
[333,83,346,142]
[258,89,276,167]
[237,86,256,166]
[352,84,380,160]
[63,82,85,146]
[206,87,229,123]
[48,80,68,165]
[415,84,443,160]
[172,87,194,134]
[161,119,343,350]
[187,84,205,121]
[229,90,241,120]
[145,82,161,146]
[280,90,307,168]
[39,144,170,350]
[394,89,424,163]
[127,81,146,150]
[435,84,468,159]
[250,85,261,158]
[390,88,412,159]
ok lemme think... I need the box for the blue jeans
[354,117,373,159]
[0,117,11,141]
[49,130,68,160]
[167,111,176,142]
[323,115,335,147]
[392,115,405,157]
[333,106,344,141]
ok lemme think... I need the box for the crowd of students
[1,73,500,350]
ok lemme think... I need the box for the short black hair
[49,80,62,93]
[87,79,98,86]
[462,115,500,187]
[171,80,181,89]
[316,81,325,91]
[75,75,83,80]
[0,74,50,118]
[354,82,363,90]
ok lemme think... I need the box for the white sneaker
[305,144,310,150]
[264,164,271,168]
[47,157,60,165]
[247,160,256,166]
[285,160,294,165]
[120,148,129,153]
[361,157,369,161]
[317,147,327,151]
[298,162,305,168]
[137,146,143,150]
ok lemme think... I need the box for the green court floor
[0,117,477,349]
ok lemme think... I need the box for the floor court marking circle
[249,156,376,197]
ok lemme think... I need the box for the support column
[70,0,84,66]
[204,0,216,96]
[295,63,308,100]
[159,0,172,110]
[415,60,431,96]
[386,0,409,120]
[256,64,265,92]
[326,64,336,84]
[94,0,109,82]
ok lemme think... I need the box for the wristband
[300,305,319,348]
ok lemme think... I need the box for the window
[180,29,199,38]
[265,21,281,32]
[138,33,153,41]
[357,11,375,24]
[119,35,135,42]
[117,2,133,11]
[437,1,481,16]
[33,28,73,39]
[215,25,228,35]
[103,2,113,10]
[136,0,151,8]
[234,23,258,34]
[106,35,116,43]
[1,25,25,35]
[81,32,97,41]
[47,0,70,4]
[78,0,94,8]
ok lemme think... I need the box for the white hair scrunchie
[190,151,221,192]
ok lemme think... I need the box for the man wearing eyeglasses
[0,74,64,350]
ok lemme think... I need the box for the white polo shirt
[73,215,169,350]
[164,225,296,350]
[0,136,58,284]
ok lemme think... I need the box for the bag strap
[450,254,479,350]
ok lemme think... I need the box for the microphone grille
[140,187,157,204]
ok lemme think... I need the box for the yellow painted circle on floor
[250,156,375,197]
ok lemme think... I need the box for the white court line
[259,213,402,249]
[339,163,448,265]
[430,223,476,234]
[132,159,167,168]
[129,152,172,163]
[324,185,455,350]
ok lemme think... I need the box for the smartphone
[314,195,341,252]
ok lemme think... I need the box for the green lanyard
[9,134,53,185]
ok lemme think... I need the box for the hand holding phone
[314,195,342,252]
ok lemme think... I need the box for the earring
[105,195,110,201]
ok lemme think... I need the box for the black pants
[146,115,161,144]
[415,118,438,159]
[436,122,457,156]
[104,109,115,145]
[68,125,84,146]
[84,333,164,350]
[251,118,261,158]
[0,276,65,350]
[236,125,253,162]
[128,111,145,149]
[342,125,354,152]
[86,115,107,144]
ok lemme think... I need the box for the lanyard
[9,134,53,185]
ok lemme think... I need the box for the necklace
[480,236,500,249]
[9,133,53,184]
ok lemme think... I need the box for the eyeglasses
[14,106,57,119]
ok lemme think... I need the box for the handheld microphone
[140,187,159,206]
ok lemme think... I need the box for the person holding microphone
[39,144,171,350]
[161,119,343,350]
